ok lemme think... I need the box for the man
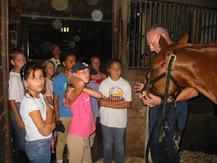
[135,26,198,163]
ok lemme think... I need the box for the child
[53,52,76,163]
[90,55,106,84]
[99,59,132,163]
[66,62,103,163]
[43,60,55,107]
[8,50,27,162]
[20,63,55,163]
[43,60,56,160]
[50,44,61,71]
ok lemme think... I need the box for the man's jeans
[149,102,188,163]
[101,125,126,163]
[10,102,26,162]
[25,138,51,163]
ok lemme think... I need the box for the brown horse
[149,35,217,104]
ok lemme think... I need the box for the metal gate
[0,0,11,163]
[128,0,217,68]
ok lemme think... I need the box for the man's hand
[141,93,161,107]
[134,82,145,92]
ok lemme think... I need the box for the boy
[53,52,76,163]
[8,50,27,162]
[99,59,132,163]
[50,44,61,70]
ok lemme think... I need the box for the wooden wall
[0,0,11,163]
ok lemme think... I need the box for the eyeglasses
[148,35,159,48]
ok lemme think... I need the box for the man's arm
[140,87,198,107]
[175,87,198,102]
[100,98,132,109]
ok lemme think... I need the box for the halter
[148,52,184,100]
[145,51,185,163]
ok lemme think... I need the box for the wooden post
[120,0,129,73]
[1,0,11,162]
[112,0,120,58]
[191,9,197,43]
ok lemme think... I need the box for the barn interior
[1,0,217,162]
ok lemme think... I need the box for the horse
[148,35,217,104]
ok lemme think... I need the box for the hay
[94,150,217,163]
[180,150,217,163]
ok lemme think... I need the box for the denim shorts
[25,138,51,163]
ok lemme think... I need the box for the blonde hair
[43,60,55,77]
[10,50,25,61]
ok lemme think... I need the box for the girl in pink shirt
[65,62,102,163]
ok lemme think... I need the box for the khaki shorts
[67,133,95,163]
[56,117,70,160]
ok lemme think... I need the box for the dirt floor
[94,150,217,163]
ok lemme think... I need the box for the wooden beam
[112,0,120,58]
[1,0,11,162]
[121,0,129,70]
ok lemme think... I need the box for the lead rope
[159,54,176,142]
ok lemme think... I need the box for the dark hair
[50,43,60,52]
[10,49,24,61]
[90,55,100,64]
[56,64,64,74]
[107,59,122,69]
[21,62,44,81]
[60,52,77,63]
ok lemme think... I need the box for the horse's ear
[159,35,169,51]
[177,33,189,45]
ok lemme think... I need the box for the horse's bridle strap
[149,53,184,98]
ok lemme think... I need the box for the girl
[66,62,103,163]
[20,63,55,163]
[90,55,106,84]
[43,60,55,107]
[43,60,57,160]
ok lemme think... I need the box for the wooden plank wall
[0,0,11,162]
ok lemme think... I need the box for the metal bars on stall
[128,0,217,68]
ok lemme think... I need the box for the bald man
[135,26,198,163]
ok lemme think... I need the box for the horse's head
[147,34,189,98]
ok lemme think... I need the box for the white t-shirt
[20,93,52,141]
[50,57,61,70]
[8,71,24,103]
[99,77,132,128]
